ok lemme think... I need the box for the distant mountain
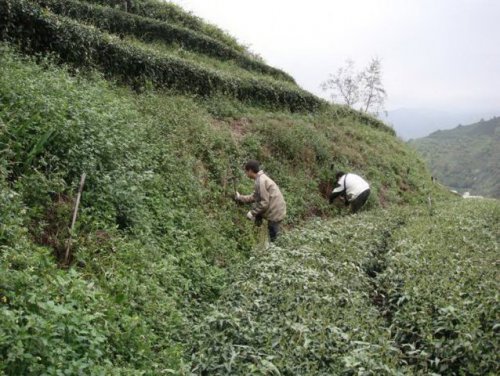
[381,108,499,140]
[409,117,500,198]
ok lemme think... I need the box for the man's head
[244,160,260,179]
[335,171,345,181]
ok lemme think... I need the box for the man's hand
[246,211,255,221]
[234,191,241,202]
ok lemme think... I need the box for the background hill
[4,1,496,375]
[380,108,499,140]
[409,116,500,198]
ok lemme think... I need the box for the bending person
[329,171,370,213]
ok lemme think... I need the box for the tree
[321,57,387,116]
[320,59,360,107]
[359,58,386,115]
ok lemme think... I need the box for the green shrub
[0,45,254,373]
[187,213,406,374]
[0,21,463,373]
[0,0,315,111]
[38,0,295,83]
[377,200,500,374]
[187,201,499,374]
[84,0,247,53]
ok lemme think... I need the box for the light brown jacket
[239,171,286,222]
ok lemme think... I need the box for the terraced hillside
[1,0,318,112]
[3,1,494,375]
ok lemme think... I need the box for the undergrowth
[0,41,453,374]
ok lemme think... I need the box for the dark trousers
[350,189,370,213]
[268,221,281,242]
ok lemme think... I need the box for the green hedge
[83,0,246,53]
[0,0,322,112]
[37,0,296,83]
[188,213,406,374]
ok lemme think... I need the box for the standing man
[235,160,286,242]
[329,171,370,213]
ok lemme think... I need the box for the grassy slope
[0,44,447,374]
[1,0,490,374]
[0,0,319,112]
[82,0,250,55]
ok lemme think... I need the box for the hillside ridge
[410,116,499,198]
[0,1,473,374]
[427,116,499,138]
[0,0,393,133]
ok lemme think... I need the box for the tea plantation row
[83,0,246,52]
[0,0,319,112]
[37,0,295,83]
[188,200,499,375]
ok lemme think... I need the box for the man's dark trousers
[350,189,370,213]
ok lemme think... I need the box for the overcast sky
[169,0,499,115]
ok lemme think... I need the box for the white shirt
[332,173,370,200]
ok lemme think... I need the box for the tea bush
[377,200,500,374]
[0,45,252,373]
[187,200,499,374]
[0,0,318,112]
[187,211,405,374]
[37,0,295,82]
[84,0,247,53]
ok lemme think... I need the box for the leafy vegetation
[83,0,248,53]
[188,199,499,374]
[376,200,499,374]
[0,0,495,374]
[409,117,500,198]
[37,0,295,83]
[0,42,442,373]
[0,45,247,373]
[0,0,319,112]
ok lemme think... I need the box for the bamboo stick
[64,172,86,265]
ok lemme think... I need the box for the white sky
[168,0,499,113]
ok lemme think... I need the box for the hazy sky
[169,0,499,113]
